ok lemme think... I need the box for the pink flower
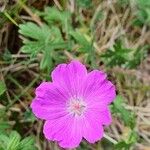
[31,60,116,148]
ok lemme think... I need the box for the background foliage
[0,0,150,150]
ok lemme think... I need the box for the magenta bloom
[31,60,116,148]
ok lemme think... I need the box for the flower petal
[51,60,87,97]
[43,115,82,148]
[35,82,69,102]
[31,98,67,120]
[31,82,69,120]
[97,107,112,126]
[83,111,104,143]
[82,106,111,143]
[87,104,112,126]
[83,70,116,105]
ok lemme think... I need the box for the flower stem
[103,134,118,144]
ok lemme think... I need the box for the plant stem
[103,133,118,144]
[4,11,19,26]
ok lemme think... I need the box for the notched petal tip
[84,126,104,144]
[100,107,112,126]
[58,139,81,149]
[70,60,85,66]
[69,60,87,73]
[51,60,87,89]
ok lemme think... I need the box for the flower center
[67,98,86,116]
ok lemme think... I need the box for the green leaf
[19,21,67,70]
[19,136,34,147]
[7,131,21,150]
[137,0,150,8]
[111,95,136,129]
[114,131,138,150]
[127,47,147,69]
[2,49,13,62]
[0,81,6,96]
[101,40,147,69]
[49,26,67,49]
[0,122,11,132]
[115,141,129,150]
[42,7,71,27]
[70,31,91,52]
[21,41,45,53]
[40,49,51,70]
[101,41,131,68]
[134,0,150,26]
[19,22,51,53]
[0,134,9,148]
[19,22,51,54]
[76,0,92,8]
[117,0,130,7]
[23,109,36,122]
[19,22,50,40]
[18,136,36,150]
[0,131,37,150]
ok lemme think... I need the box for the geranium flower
[31,60,116,148]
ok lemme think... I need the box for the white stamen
[67,97,86,116]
